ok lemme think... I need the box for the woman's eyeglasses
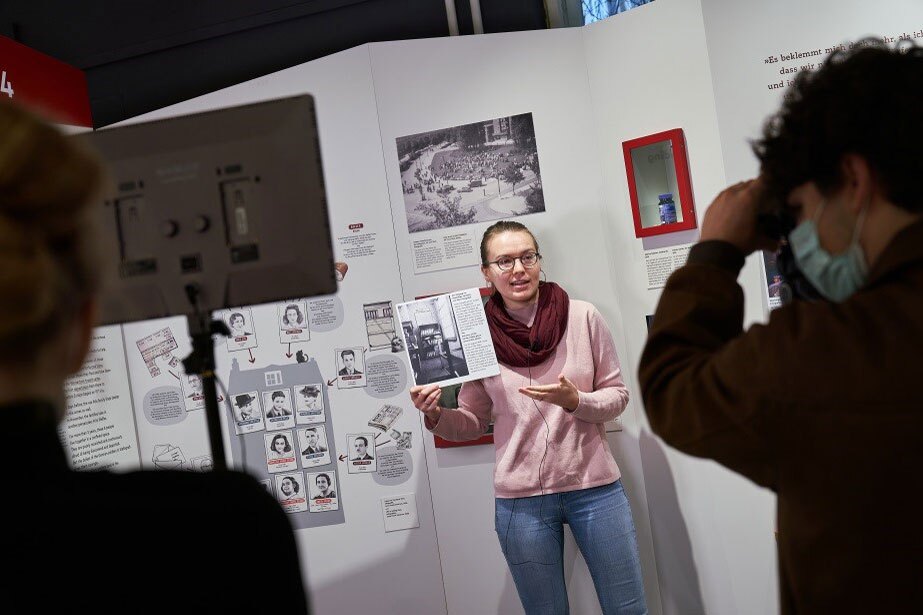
[485,251,542,271]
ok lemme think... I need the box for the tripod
[181,284,230,472]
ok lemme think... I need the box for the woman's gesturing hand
[519,374,580,411]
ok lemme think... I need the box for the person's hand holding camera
[700,178,780,255]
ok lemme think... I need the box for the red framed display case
[622,128,696,238]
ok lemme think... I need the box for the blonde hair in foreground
[0,100,104,362]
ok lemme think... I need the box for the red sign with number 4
[0,35,92,127]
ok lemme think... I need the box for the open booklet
[396,288,500,388]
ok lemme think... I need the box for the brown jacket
[640,222,923,614]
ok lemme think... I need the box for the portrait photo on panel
[263,389,295,430]
[264,430,298,473]
[293,383,326,425]
[231,391,265,435]
[275,472,308,514]
[335,347,366,389]
[298,425,331,468]
[278,300,310,344]
[223,307,259,351]
[181,373,205,412]
[308,471,339,512]
[347,432,377,474]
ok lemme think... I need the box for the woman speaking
[410,220,647,614]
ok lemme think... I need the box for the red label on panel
[0,36,92,127]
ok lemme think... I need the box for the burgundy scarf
[484,281,569,367]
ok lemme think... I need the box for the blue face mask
[788,201,868,302]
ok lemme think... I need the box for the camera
[755,189,822,303]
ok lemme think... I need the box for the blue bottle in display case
[658,193,677,224]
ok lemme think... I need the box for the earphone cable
[529,342,561,548]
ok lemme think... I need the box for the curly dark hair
[753,39,922,219]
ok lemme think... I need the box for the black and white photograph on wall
[396,112,544,233]
[762,250,785,310]
[363,300,399,350]
[181,373,205,412]
[262,389,295,430]
[264,430,298,474]
[223,307,259,351]
[308,471,339,512]
[278,300,310,344]
[335,347,366,389]
[259,478,272,495]
[293,383,326,424]
[368,404,403,432]
[397,295,470,385]
[275,472,308,514]
[347,432,378,474]
[232,391,265,435]
[298,426,331,468]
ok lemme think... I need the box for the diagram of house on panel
[225,357,345,530]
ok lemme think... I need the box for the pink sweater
[427,299,629,498]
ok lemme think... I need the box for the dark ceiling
[0,0,547,127]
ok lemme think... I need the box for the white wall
[700,0,923,314]
[583,2,778,614]
[103,1,923,613]
[369,28,662,615]
[702,0,923,188]
[122,47,450,615]
[583,1,923,613]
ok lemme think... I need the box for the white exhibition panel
[583,1,777,614]
[121,47,449,615]
[583,1,923,613]
[77,2,923,614]
[700,0,923,320]
[369,28,655,615]
[702,0,923,187]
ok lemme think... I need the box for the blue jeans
[495,480,647,615]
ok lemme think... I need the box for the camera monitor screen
[75,95,336,325]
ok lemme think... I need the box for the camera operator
[640,41,922,613]
[0,100,309,613]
